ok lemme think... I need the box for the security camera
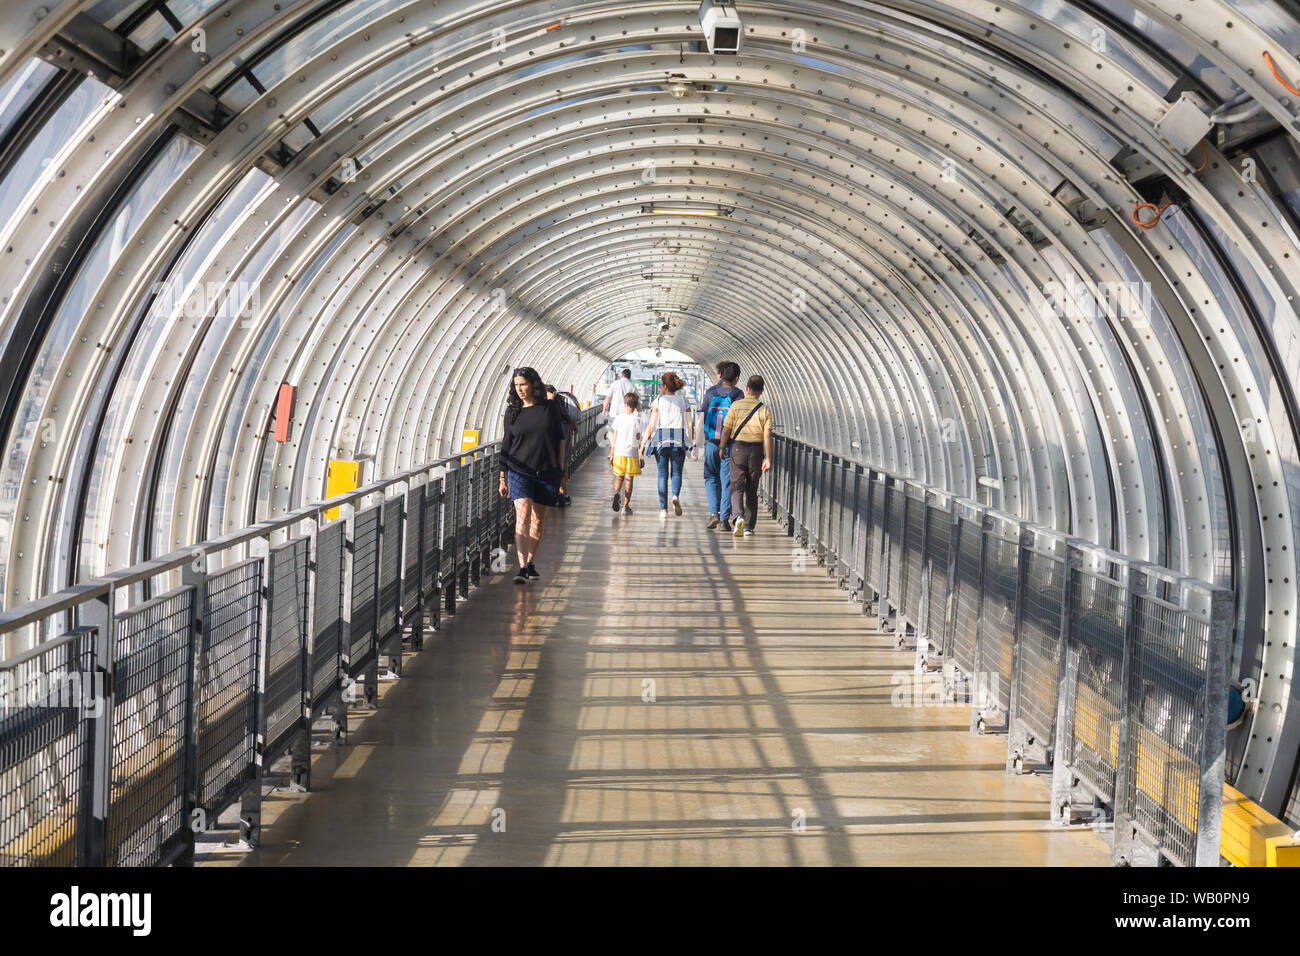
[659,321,670,331]
[699,1,742,55]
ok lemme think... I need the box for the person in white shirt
[639,371,696,518]
[608,391,646,514]
[602,368,638,417]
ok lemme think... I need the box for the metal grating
[378,496,402,647]
[901,494,926,625]
[864,476,885,594]
[197,560,260,814]
[312,522,345,707]
[109,587,194,867]
[349,504,381,673]
[423,479,442,597]
[839,465,858,578]
[404,485,425,616]
[1,628,95,866]
[265,539,308,758]
[949,515,983,679]
[976,528,1018,713]
[924,503,951,646]
[1123,580,1213,866]
[440,469,459,590]
[1063,568,1127,803]
[1011,541,1065,747]
[887,486,905,607]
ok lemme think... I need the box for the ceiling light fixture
[640,203,732,217]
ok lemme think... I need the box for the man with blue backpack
[696,361,744,531]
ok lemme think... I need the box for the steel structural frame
[0,0,1296,806]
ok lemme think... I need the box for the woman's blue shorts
[507,468,563,506]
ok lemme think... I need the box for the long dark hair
[506,366,549,424]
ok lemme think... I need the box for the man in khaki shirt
[717,375,773,536]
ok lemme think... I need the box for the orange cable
[1264,51,1300,96]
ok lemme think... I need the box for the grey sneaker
[707,515,720,530]
[612,491,621,512]
[672,495,683,516]
[743,528,753,536]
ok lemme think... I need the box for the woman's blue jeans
[656,446,687,508]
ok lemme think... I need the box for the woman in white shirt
[640,371,696,518]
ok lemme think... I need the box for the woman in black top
[499,367,566,584]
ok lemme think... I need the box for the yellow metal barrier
[1221,783,1300,866]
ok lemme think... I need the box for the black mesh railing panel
[841,467,859,578]
[423,479,442,597]
[924,504,951,645]
[949,516,983,678]
[109,587,194,867]
[197,561,260,814]
[901,495,926,625]
[976,529,1018,712]
[1065,570,1127,803]
[865,477,885,592]
[404,485,424,615]
[1012,545,1065,746]
[378,497,402,647]
[349,505,381,673]
[1,629,94,866]
[265,539,308,757]
[1125,586,1212,866]
[311,522,345,707]
[887,488,905,606]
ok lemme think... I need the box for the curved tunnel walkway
[203,463,1108,866]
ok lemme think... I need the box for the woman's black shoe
[513,568,528,585]
[525,562,541,580]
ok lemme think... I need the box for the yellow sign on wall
[325,459,361,521]
[460,428,480,464]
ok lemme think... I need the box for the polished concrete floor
[204,458,1110,866]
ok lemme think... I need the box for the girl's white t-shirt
[610,411,646,458]
[652,394,690,432]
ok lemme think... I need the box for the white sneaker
[672,495,682,516]
[659,509,668,519]
[733,517,746,537]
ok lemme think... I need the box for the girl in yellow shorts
[608,391,646,514]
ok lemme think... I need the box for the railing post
[175,548,209,864]
[239,536,271,849]
[879,475,895,633]
[1006,525,1035,774]
[77,588,115,868]
[1111,562,1145,865]
[968,512,993,734]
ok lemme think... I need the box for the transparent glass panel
[155,197,318,548]
[166,0,228,28]
[76,168,272,580]
[0,76,113,250]
[0,133,200,604]
[208,0,417,90]
[127,10,175,50]
[86,0,146,31]
[0,59,58,146]
[1086,0,1239,99]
